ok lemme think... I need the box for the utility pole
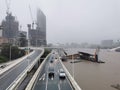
[27,24,31,54]
[36,39,38,47]
[10,45,11,61]
[72,55,74,79]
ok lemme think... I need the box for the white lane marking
[58,70,59,73]
[39,73,45,81]
[51,77,53,80]
[58,83,61,90]
[43,75,45,81]
[45,67,48,90]
[0,61,25,80]
[66,76,74,90]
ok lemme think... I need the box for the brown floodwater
[63,49,120,90]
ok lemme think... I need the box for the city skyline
[0,0,120,44]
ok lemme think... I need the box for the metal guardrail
[25,53,51,90]
[59,58,82,90]
[6,48,44,90]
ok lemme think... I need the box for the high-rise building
[29,28,46,46]
[36,8,46,45]
[29,8,46,46]
[1,13,19,44]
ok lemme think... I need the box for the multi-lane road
[33,51,73,90]
[0,50,42,90]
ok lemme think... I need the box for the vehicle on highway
[50,59,54,63]
[55,56,57,59]
[48,66,54,79]
[0,64,7,69]
[59,69,66,79]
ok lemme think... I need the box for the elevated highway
[0,48,44,90]
[0,47,81,90]
[26,50,81,90]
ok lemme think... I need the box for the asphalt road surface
[33,51,73,90]
[0,50,42,90]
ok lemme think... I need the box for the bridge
[0,47,81,90]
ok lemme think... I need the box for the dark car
[50,59,54,63]
[48,66,54,79]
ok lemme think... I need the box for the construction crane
[29,5,36,29]
[5,0,11,15]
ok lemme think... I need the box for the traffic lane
[26,50,42,65]
[54,52,73,90]
[48,53,73,90]
[33,62,47,90]
[33,56,50,90]
[57,60,73,90]
[0,50,42,90]
[29,50,42,61]
[0,58,28,90]
[0,50,41,77]
[34,54,73,90]
[47,59,59,90]
[34,61,57,90]
[47,57,73,90]
[33,54,55,90]
[59,78,73,90]
[33,71,46,90]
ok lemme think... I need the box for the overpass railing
[59,58,82,90]
[6,48,44,90]
[25,52,51,90]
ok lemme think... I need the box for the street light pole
[36,39,37,47]
[72,54,74,79]
[27,24,31,54]
[10,45,11,61]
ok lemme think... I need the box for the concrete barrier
[59,58,82,90]
[6,48,44,90]
[25,53,51,90]
[6,69,27,90]
[0,51,35,76]
[27,48,44,72]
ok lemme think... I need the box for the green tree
[1,44,11,59]
[1,44,25,60]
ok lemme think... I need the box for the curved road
[0,50,42,90]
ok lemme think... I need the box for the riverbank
[63,49,120,90]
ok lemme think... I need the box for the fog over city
[0,0,120,44]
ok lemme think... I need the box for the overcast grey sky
[0,0,120,44]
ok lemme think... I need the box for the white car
[59,69,66,79]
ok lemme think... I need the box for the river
[63,48,120,90]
